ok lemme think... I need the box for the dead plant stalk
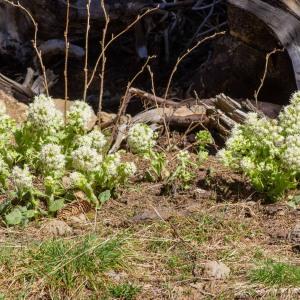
[109,56,155,146]
[64,0,70,123]
[164,31,226,100]
[83,0,91,102]
[98,0,110,118]
[3,0,49,96]
[254,48,284,105]
[87,7,158,90]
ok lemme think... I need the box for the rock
[67,214,89,229]
[131,208,177,223]
[0,90,28,123]
[105,270,128,282]
[202,261,230,280]
[264,204,287,216]
[289,223,300,245]
[40,219,73,237]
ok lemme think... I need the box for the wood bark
[228,0,300,89]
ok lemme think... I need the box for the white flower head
[12,165,33,191]
[40,143,65,174]
[127,123,156,154]
[69,171,87,188]
[245,112,258,126]
[283,134,300,170]
[0,158,9,175]
[102,153,121,177]
[72,146,102,172]
[28,94,63,130]
[121,161,137,177]
[76,130,107,152]
[67,101,94,131]
[240,157,255,172]
[176,150,190,162]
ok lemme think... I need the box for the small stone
[68,214,88,229]
[40,219,73,237]
[131,208,176,222]
[290,223,300,244]
[202,261,230,280]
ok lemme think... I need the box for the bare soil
[1,150,300,299]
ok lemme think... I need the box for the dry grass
[0,153,299,299]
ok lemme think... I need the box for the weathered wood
[228,0,300,89]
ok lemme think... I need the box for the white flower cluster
[176,150,190,162]
[279,92,300,136]
[219,91,300,198]
[0,158,9,176]
[28,94,63,131]
[40,143,65,174]
[121,161,137,177]
[12,165,33,191]
[67,101,94,131]
[69,171,87,188]
[72,145,102,172]
[102,153,122,176]
[283,135,300,170]
[76,130,107,152]
[127,123,157,154]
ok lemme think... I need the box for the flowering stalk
[219,91,300,200]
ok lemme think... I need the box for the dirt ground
[1,150,300,300]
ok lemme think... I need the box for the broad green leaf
[5,209,23,225]
[49,199,65,213]
[23,209,37,219]
[98,190,111,204]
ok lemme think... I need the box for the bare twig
[129,87,181,107]
[3,0,49,96]
[98,0,110,119]
[64,0,70,123]
[109,56,155,146]
[254,48,284,105]
[148,65,171,147]
[164,31,226,99]
[87,6,158,89]
[83,0,91,102]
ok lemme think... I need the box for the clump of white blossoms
[127,123,157,154]
[176,150,190,163]
[67,101,94,131]
[279,91,300,136]
[11,165,33,191]
[120,161,137,177]
[28,94,63,131]
[219,91,300,200]
[39,143,65,175]
[102,153,122,177]
[69,171,87,188]
[72,145,102,172]
[0,158,9,187]
[76,130,107,152]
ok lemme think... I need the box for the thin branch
[64,0,70,123]
[109,56,155,146]
[164,31,225,99]
[83,0,91,102]
[87,6,158,89]
[254,48,284,105]
[3,0,49,96]
[98,0,110,120]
